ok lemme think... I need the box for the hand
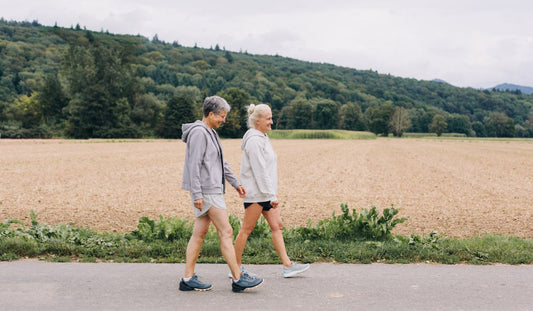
[271,201,279,209]
[194,198,203,211]
[236,186,246,198]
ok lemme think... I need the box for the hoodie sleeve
[187,128,206,201]
[244,136,276,196]
[223,159,241,189]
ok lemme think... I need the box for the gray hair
[247,104,271,128]
[203,96,231,117]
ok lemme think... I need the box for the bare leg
[184,215,210,278]
[263,207,292,267]
[234,204,263,266]
[207,207,242,280]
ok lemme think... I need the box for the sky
[2,0,533,89]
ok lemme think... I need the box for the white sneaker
[228,266,257,278]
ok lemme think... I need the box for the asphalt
[0,261,532,310]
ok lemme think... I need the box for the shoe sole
[283,265,310,278]
[179,281,212,292]
[231,279,264,292]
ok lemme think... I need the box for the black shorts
[244,201,273,211]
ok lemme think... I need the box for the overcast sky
[2,0,533,89]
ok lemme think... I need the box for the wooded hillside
[1,19,532,138]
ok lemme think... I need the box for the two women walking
[179,96,309,292]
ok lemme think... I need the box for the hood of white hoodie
[241,128,266,150]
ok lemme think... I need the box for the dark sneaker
[283,262,310,278]
[232,273,264,292]
[179,274,212,291]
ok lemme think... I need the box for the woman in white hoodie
[235,104,310,278]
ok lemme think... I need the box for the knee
[270,221,283,232]
[194,227,209,240]
[240,224,256,236]
[218,226,233,240]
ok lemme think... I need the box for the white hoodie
[240,128,278,203]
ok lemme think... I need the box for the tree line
[0,19,532,138]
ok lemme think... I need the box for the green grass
[1,207,532,265]
[401,132,468,138]
[268,129,377,140]
[401,133,533,142]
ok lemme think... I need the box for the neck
[202,118,213,129]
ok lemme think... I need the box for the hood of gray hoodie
[241,128,267,150]
[182,120,207,143]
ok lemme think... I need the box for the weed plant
[1,206,532,264]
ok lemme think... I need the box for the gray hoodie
[181,120,240,201]
[240,128,278,203]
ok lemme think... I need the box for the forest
[1,19,532,138]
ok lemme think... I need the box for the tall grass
[268,129,376,140]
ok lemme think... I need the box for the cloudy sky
[2,0,533,89]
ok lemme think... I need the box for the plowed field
[1,138,532,238]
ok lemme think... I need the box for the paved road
[1,261,532,310]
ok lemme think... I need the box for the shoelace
[241,269,257,278]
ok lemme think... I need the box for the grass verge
[1,207,532,264]
[268,129,376,140]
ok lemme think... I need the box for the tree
[10,92,42,128]
[313,98,340,129]
[429,114,447,136]
[217,88,251,138]
[339,102,366,131]
[38,72,67,125]
[224,51,234,63]
[159,92,196,138]
[524,110,533,137]
[471,121,486,137]
[410,108,435,133]
[514,124,529,138]
[365,102,394,136]
[62,37,138,138]
[446,114,472,136]
[285,98,313,129]
[389,106,412,137]
[485,112,514,137]
[131,93,163,133]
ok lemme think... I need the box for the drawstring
[212,129,226,193]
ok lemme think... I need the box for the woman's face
[255,110,273,134]
[206,110,227,129]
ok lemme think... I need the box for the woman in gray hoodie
[179,96,263,292]
[234,104,310,278]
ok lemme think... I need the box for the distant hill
[490,83,533,95]
[0,19,532,138]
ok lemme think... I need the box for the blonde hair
[247,104,271,128]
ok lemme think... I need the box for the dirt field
[1,138,532,238]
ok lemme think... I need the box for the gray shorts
[191,193,226,217]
